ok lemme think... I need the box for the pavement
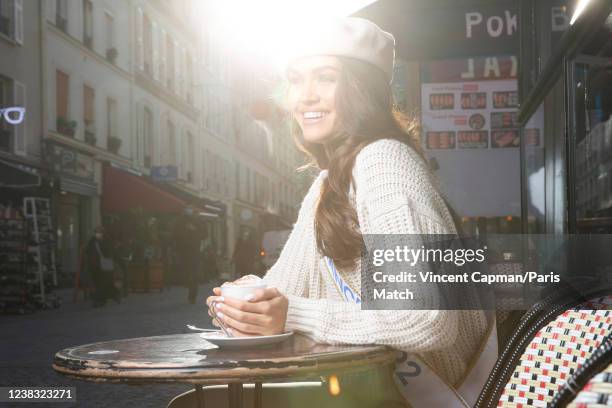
[1,283,221,408]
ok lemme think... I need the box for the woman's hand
[205,287,288,337]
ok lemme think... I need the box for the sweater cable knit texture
[263,139,488,386]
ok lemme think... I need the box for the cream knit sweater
[263,139,488,386]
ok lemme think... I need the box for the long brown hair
[288,57,423,269]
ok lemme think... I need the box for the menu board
[421,79,520,150]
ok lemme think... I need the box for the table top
[53,333,398,385]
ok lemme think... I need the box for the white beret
[285,17,396,83]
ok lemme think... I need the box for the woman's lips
[301,112,329,126]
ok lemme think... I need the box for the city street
[1,284,219,408]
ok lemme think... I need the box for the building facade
[0,0,304,283]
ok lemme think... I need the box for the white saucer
[200,331,293,348]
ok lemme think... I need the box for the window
[205,149,210,190]
[200,149,208,189]
[83,86,95,143]
[166,36,174,90]
[168,120,176,165]
[0,0,22,44]
[104,12,116,62]
[0,1,11,37]
[143,107,153,167]
[246,167,251,202]
[223,159,231,197]
[56,70,70,135]
[143,14,152,75]
[186,53,193,104]
[215,154,220,193]
[186,132,194,182]
[160,29,167,84]
[235,161,240,199]
[106,97,118,147]
[0,75,25,154]
[83,0,93,48]
[0,75,12,151]
[136,7,143,69]
[56,0,67,32]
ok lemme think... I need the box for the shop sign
[364,1,570,60]
[391,3,519,59]
[46,141,95,180]
[151,165,178,182]
[422,56,517,83]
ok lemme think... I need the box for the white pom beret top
[285,17,396,83]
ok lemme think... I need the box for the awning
[262,212,293,230]
[158,182,227,218]
[60,176,97,196]
[102,163,192,214]
[0,158,41,188]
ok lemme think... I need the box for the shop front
[46,141,98,286]
[158,182,228,260]
[101,163,222,289]
[0,156,57,312]
[518,0,612,235]
[355,0,578,234]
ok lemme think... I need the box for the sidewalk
[1,284,219,408]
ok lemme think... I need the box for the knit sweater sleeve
[284,140,459,352]
[261,172,324,298]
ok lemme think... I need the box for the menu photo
[491,111,519,129]
[425,131,456,149]
[458,131,489,149]
[429,93,455,110]
[491,129,520,148]
[493,91,519,109]
[461,92,487,110]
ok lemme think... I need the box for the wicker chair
[475,286,612,408]
[549,332,612,407]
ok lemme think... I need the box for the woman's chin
[302,132,333,144]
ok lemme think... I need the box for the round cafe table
[53,333,398,408]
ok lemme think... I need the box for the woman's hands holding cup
[206,286,288,337]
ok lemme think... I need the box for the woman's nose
[300,80,319,103]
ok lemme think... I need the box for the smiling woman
[174,16,495,408]
[286,58,340,144]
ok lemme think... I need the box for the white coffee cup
[221,281,267,300]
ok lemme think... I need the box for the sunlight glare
[204,0,377,69]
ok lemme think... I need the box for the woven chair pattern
[567,364,612,407]
[497,296,612,408]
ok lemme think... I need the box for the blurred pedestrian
[231,230,259,278]
[84,226,120,307]
[201,237,218,284]
[174,206,201,304]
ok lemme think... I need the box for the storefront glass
[56,192,88,279]
[521,73,566,235]
[571,58,612,232]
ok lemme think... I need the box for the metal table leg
[228,383,243,408]
[194,385,205,408]
[254,382,262,408]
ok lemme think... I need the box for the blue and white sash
[323,256,497,408]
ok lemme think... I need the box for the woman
[172,17,492,408]
[84,226,120,307]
